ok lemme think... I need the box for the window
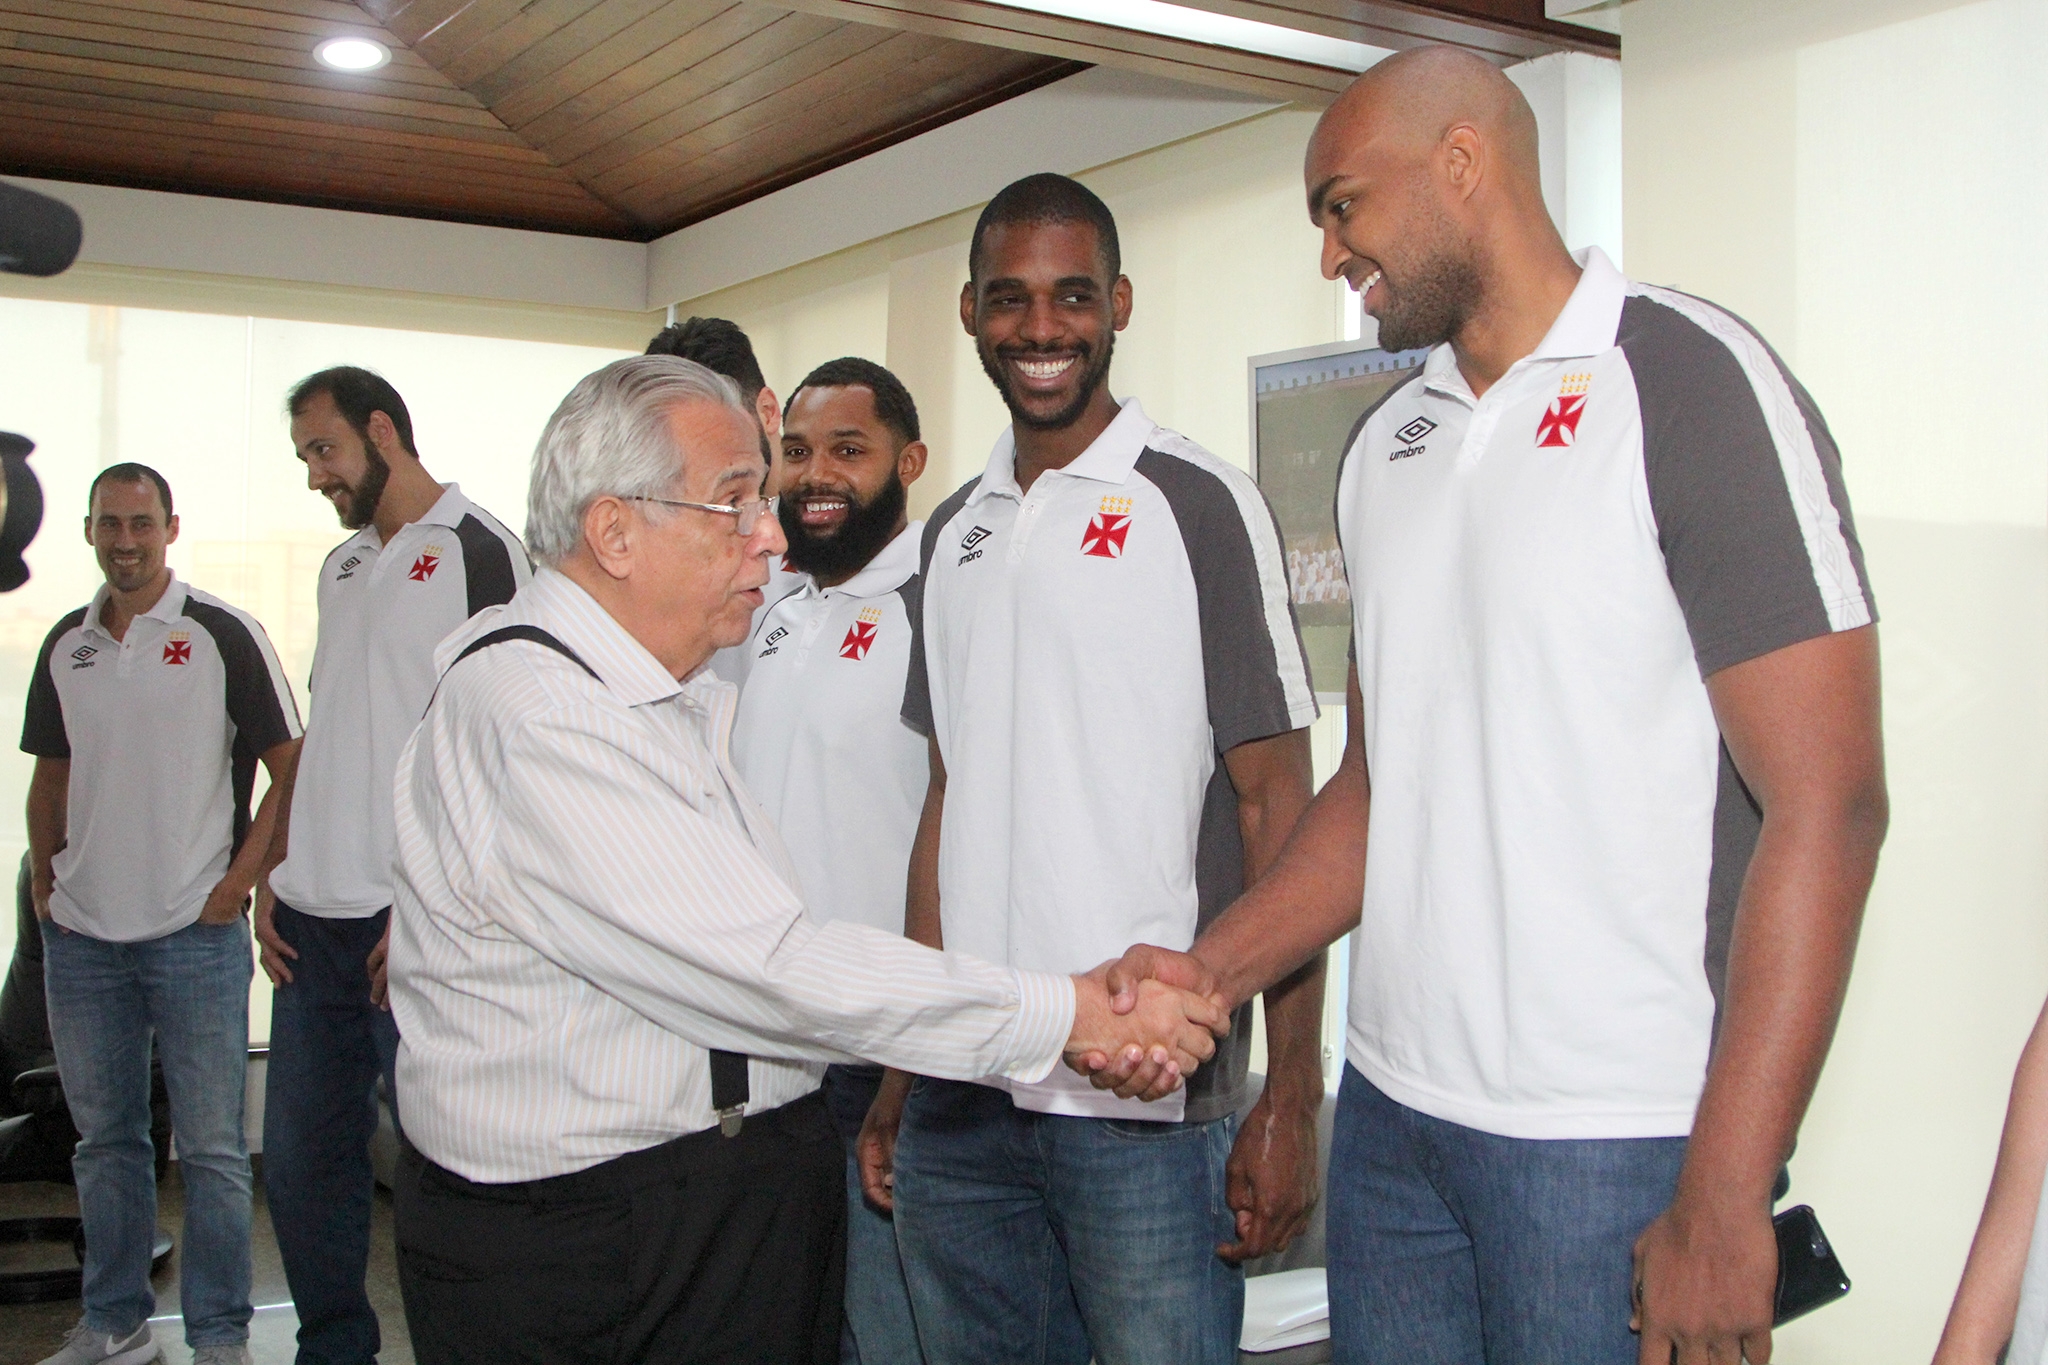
[0,297,632,1042]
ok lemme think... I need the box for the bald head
[1308,46,1541,221]
[1303,44,1570,357]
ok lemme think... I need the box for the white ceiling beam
[646,66,1283,309]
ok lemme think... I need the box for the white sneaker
[34,1319,159,1365]
[190,1347,252,1365]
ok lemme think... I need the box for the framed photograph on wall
[1249,339,1431,701]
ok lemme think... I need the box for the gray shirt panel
[1619,293,1876,679]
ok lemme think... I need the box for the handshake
[1062,945,1228,1103]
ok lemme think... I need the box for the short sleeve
[899,518,944,738]
[1134,449,1318,753]
[901,480,982,739]
[19,614,78,759]
[186,600,303,753]
[1620,291,1876,678]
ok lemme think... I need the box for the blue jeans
[893,1077,1241,1365]
[821,1064,925,1365]
[262,904,399,1365]
[42,915,254,1347]
[1327,1064,1688,1365]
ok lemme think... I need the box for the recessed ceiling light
[314,37,391,72]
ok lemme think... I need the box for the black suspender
[437,623,753,1137]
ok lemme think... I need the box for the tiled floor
[0,1157,412,1364]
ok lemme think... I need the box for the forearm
[1196,757,1367,1011]
[904,802,943,952]
[1935,999,2048,1362]
[24,761,66,887]
[904,744,945,950]
[253,756,298,901]
[1677,807,1883,1211]
[1258,953,1327,1104]
[219,776,288,901]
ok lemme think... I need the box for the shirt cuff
[997,970,1075,1085]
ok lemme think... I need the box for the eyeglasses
[627,495,775,537]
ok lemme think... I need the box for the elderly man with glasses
[382,355,1229,1365]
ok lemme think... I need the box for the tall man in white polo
[1099,47,1888,1365]
[25,464,301,1365]
[384,355,1226,1364]
[253,367,529,1365]
[876,174,1325,1365]
[728,355,930,1364]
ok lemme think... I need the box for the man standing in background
[647,315,783,496]
[254,368,530,1365]
[729,356,929,1363]
[26,464,301,1365]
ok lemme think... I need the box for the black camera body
[0,178,82,590]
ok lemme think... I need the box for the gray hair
[525,355,751,566]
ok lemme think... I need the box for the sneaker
[34,1319,159,1365]
[190,1347,252,1365]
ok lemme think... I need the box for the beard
[977,330,1115,432]
[779,469,908,581]
[335,438,391,531]
[1372,240,1484,355]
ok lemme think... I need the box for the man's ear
[81,514,92,547]
[959,281,977,337]
[580,496,636,582]
[164,514,180,546]
[755,387,781,442]
[1111,275,1134,333]
[365,409,405,462]
[897,441,929,488]
[1442,122,1485,202]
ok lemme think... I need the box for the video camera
[0,180,82,591]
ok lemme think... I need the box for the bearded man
[722,356,931,1364]
[256,366,530,1365]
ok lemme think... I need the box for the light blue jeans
[42,915,254,1347]
[892,1077,1242,1365]
[821,1064,925,1365]
[1327,1064,1688,1365]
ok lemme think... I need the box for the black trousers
[393,1090,845,1365]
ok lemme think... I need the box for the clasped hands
[1062,944,1229,1103]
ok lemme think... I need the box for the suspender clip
[716,1105,744,1138]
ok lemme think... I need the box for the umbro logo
[336,554,362,581]
[757,625,789,659]
[1390,414,1437,461]
[959,525,992,566]
[69,643,97,670]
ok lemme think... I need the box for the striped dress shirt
[389,567,1074,1184]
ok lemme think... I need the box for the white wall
[1626,1,2048,1358]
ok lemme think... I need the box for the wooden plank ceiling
[0,0,1613,241]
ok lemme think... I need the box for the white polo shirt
[730,523,926,937]
[270,484,530,919]
[906,399,1317,1122]
[1338,248,1877,1140]
[22,575,302,942]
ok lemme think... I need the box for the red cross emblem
[840,620,878,661]
[1081,513,1131,559]
[162,639,191,665]
[408,553,440,581]
[1535,395,1586,448]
